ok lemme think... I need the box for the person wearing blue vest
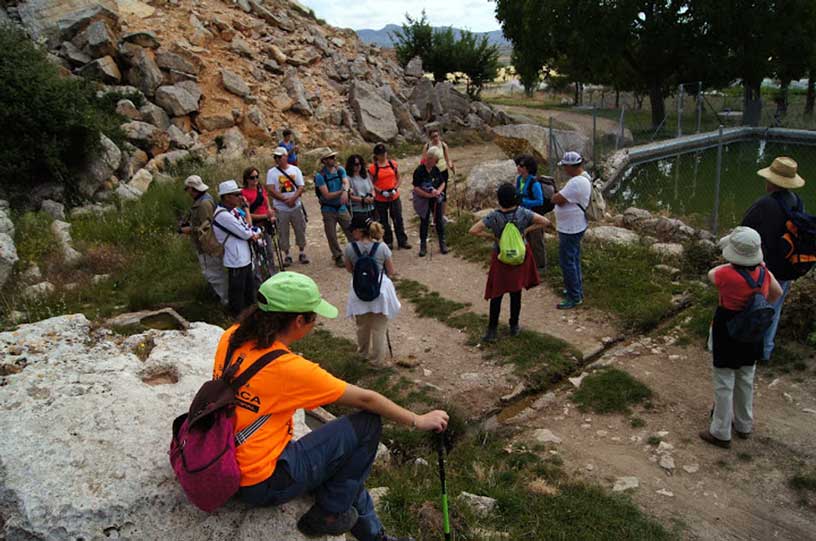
[515,154,547,270]
[279,128,298,166]
[315,149,353,267]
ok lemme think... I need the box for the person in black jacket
[740,156,807,362]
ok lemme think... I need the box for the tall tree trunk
[649,83,665,129]
[805,69,815,115]
[775,79,790,118]
[742,80,762,126]
[574,81,580,105]
[615,89,621,109]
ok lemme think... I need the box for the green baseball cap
[257,272,338,318]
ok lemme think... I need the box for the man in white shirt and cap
[551,151,592,310]
[213,180,261,317]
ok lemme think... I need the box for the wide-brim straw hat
[321,149,338,161]
[719,226,763,267]
[757,156,805,189]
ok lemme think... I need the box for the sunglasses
[248,174,259,179]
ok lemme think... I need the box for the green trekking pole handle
[437,432,451,540]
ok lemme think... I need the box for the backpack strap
[212,208,235,244]
[351,241,363,258]
[230,349,288,391]
[734,267,764,290]
[248,186,265,214]
[369,242,379,258]
[771,191,802,218]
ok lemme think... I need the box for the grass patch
[790,471,816,493]
[572,368,653,414]
[444,213,493,266]
[12,211,58,266]
[630,417,646,428]
[647,436,662,446]
[370,427,678,540]
[396,279,580,392]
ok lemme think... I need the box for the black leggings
[488,291,521,329]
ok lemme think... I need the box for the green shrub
[13,211,58,265]
[0,25,123,202]
[572,368,654,414]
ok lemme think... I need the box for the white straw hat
[719,226,763,266]
[217,180,242,196]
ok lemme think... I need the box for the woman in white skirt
[343,214,401,365]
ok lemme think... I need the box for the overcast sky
[299,0,501,32]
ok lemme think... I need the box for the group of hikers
[174,124,813,540]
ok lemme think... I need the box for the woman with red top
[368,143,410,250]
[241,166,276,231]
[700,226,783,449]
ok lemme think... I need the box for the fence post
[548,116,556,177]
[615,106,625,150]
[711,125,724,235]
[677,84,684,137]
[696,81,703,133]
[592,106,597,168]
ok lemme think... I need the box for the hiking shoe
[297,504,359,537]
[334,255,345,267]
[378,532,416,541]
[699,430,731,449]
[439,240,449,254]
[735,430,751,440]
[481,327,498,343]
[419,242,427,257]
[283,255,293,267]
[399,241,412,249]
[557,298,582,310]
[509,324,521,337]
[299,253,310,264]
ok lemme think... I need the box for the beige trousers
[355,313,389,365]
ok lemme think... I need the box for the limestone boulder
[197,114,235,131]
[77,56,121,84]
[167,125,195,150]
[464,159,517,209]
[155,84,201,117]
[0,232,17,289]
[40,200,66,221]
[218,127,248,161]
[145,150,191,174]
[121,31,161,49]
[585,226,641,246]
[434,82,470,116]
[650,242,685,259]
[405,56,423,77]
[128,168,154,193]
[0,315,343,541]
[242,105,272,141]
[50,220,82,265]
[409,77,442,121]
[156,49,201,76]
[222,69,252,98]
[78,134,122,198]
[59,41,91,67]
[80,20,116,59]
[390,97,422,141]
[349,81,398,142]
[491,124,590,165]
[125,47,164,97]
[116,99,142,120]
[285,72,313,116]
[121,121,170,155]
[140,102,171,130]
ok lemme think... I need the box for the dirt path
[494,104,620,138]
[504,328,816,540]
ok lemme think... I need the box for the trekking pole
[437,432,452,541]
[386,329,394,359]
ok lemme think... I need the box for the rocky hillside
[2,0,508,205]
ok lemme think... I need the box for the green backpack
[497,210,526,265]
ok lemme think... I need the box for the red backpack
[169,346,286,512]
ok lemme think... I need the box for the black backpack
[315,167,345,208]
[773,192,816,278]
[726,267,775,342]
[351,242,383,301]
[523,175,557,214]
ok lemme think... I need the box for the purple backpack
[169,347,286,512]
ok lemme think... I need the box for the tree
[391,11,434,68]
[455,30,500,98]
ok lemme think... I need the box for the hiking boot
[283,255,293,267]
[481,327,498,343]
[399,241,412,249]
[509,324,521,337]
[418,241,427,257]
[735,430,751,440]
[377,532,416,541]
[334,255,345,267]
[698,430,731,449]
[299,252,310,264]
[557,298,582,310]
[439,239,449,254]
[297,504,359,537]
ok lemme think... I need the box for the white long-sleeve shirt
[213,206,253,268]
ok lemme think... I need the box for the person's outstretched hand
[416,410,449,432]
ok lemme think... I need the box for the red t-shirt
[714,264,773,311]
[369,160,399,202]
[241,186,269,217]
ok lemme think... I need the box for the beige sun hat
[719,226,763,267]
[757,156,805,189]
[184,175,208,192]
[320,148,338,161]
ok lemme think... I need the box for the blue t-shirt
[279,140,297,164]
[315,166,348,213]
[517,174,544,210]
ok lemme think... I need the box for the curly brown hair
[229,303,316,350]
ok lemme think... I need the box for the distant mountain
[357,24,510,49]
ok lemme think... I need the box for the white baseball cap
[184,175,208,192]
[273,146,289,157]
[217,180,242,196]
[558,151,584,166]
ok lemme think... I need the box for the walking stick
[437,433,452,541]
[386,329,393,359]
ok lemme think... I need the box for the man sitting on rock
[179,175,228,306]
[215,271,447,541]
[315,149,353,267]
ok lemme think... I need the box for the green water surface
[609,141,816,231]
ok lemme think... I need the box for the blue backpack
[726,267,775,342]
[351,242,383,301]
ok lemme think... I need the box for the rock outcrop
[350,81,398,142]
[463,159,517,209]
[491,124,590,165]
[0,314,342,541]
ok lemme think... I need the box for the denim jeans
[763,280,791,361]
[558,230,585,301]
[239,412,384,541]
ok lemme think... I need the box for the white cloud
[300,0,501,32]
